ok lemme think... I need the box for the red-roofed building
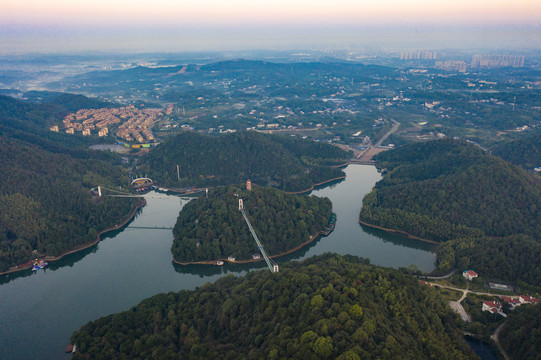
[463,270,478,281]
[502,296,522,309]
[519,295,539,305]
[482,301,502,314]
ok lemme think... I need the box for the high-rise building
[471,55,525,68]
[400,51,437,60]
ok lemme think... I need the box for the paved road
[491,321,511,360]
[426,282,510,298]
[425,281,513,328]
[426,281,514,360]
[374,119,400,147]
[418,269,455,280]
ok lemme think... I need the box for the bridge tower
[239,199,244,210]
[98,186,102,197]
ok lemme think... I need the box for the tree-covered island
[172,185,332,263]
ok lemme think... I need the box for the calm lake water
[0,165,436,359]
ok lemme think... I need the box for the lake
[0,165,436,359]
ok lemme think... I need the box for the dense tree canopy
[71,254,476,360]
[437,235,541,292]
[172,185,332,262]
[0,137,136,271]
[138,131,349,192]
[0,95,137,272]
[499,303,541,360]
[360,139,541,242]
[491,134,541,170]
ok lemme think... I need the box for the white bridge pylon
[239,199,279,273]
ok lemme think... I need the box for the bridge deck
[240,207,279,273]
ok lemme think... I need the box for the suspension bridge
[239,199,279,273]
[128,226,174,230]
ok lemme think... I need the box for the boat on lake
[321,213,336,236]
[32,259,48,271]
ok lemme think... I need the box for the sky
[1,0,541,54]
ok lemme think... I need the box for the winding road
[491,321,511,360]
[424,280,514,360]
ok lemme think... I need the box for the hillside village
[50,104,174,143]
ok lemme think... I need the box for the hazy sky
[1,0,540,54]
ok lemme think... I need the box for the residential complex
[61,105,165,143]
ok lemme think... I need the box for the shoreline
[284,175,347,195]
[159,164,351,197]
[1,198,147,276]
[358,219,440,245]
[173,228,328,266]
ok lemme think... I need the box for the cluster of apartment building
[435,60,467,72]
[401,52,524,72]
[471,55,525,68]
[400,51,437,60]
[59,105,163,143]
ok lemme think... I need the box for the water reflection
[465,336,498,360]
[172,261,264,277]
[0,165,438,360]
[359,224,437,252]
[0,212,137,285]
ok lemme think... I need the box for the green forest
[499,303,541,360]
[360,139,541,242]
[172,185,332,262]
[491,134,541,170]
[0,95,138,272]
[138,131,349,192]
[0,137,136,272]
[437,235,541,293]
[71,254,476,360]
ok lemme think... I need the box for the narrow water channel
[0,165,436,359]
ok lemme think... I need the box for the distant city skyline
[1,0,540,54]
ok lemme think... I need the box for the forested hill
[491,134,541,170]
[22,91,114,112]
[0,94,117,160]
[360,139,541,242]
[71,254,476,360]
[172,185,331,262]
[499,303,541,360]
[138,131,349,192]
[0,95,137,272]
[0,137,135,272]
[437,235,541,292]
